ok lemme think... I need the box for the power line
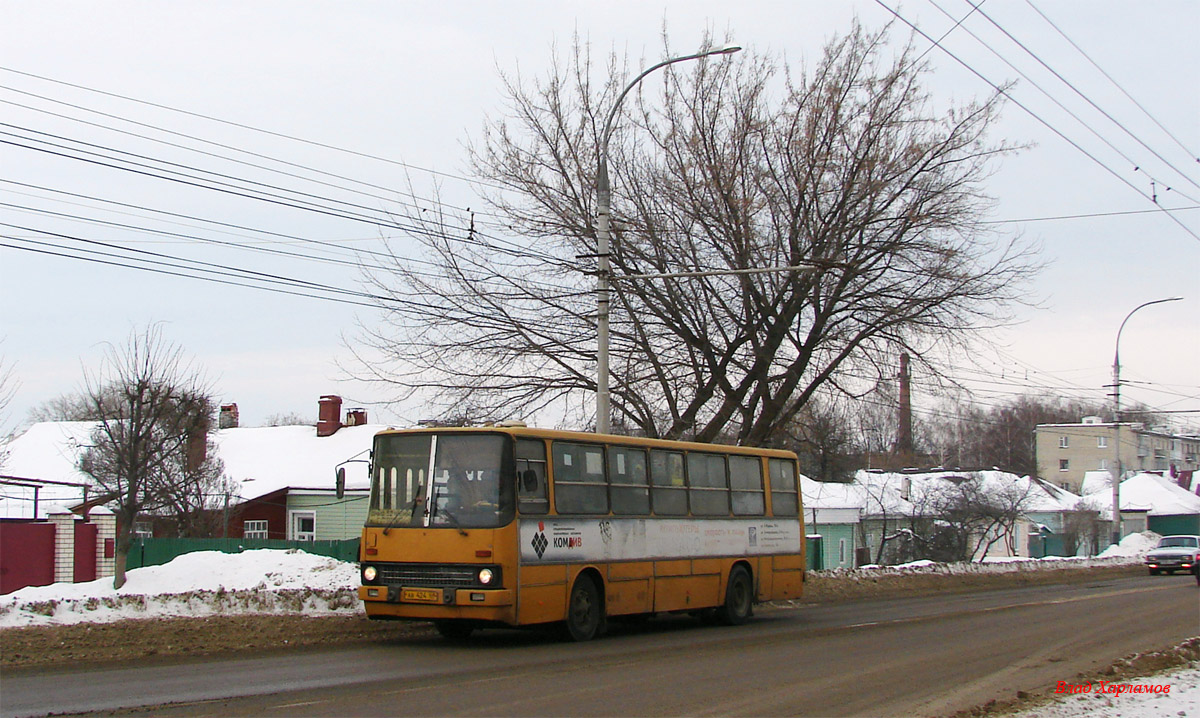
[1025,0,1199,164]
[873,0,1200,244]
[0,101,489,233]
[1,222,400,303]
[0,66,504,200]
[925,0,1200,206]
[966,0,1199,193]
[983,205,1199,225]
[0,238,380,309]
[1,133,568,266]
[0,86,568,264]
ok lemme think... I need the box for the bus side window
[608,446,650,515]
[687,453,730,516]
[553,441,608,514]
[516,439,548,515]
[768,459,800,516]
[729,456,765,515]
[650,450,687,515]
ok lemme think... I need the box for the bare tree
[924,394,1111,475]
[27,389,115,423]
[782,397,858,483]
[263,412,313,427]
[356,24,1038,442]
[77,326,217,588]
[0,349,16,469]
[921,473,1038,561]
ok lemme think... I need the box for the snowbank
[824,531,1157,580]
[1097,530,1161,558]
[0,549,361,628]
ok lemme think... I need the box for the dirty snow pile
[0,549,362,628]
[1095,530,1160,558]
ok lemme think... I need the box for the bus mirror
[336,467,346,499]
[521,469,538,492]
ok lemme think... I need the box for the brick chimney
[186,413,211,473]
[219,403,239,429]
[317,395,343,437]
[345,408,368,426]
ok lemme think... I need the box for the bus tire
[435,620,474,640]
[563,575,603,641]
[717,565,753,626]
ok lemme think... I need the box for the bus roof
[372,425,798,460]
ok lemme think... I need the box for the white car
[1143,535,1200,575]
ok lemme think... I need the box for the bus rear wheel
[435,620,474,640]
[563,575,603,641]
[717,566,753,625]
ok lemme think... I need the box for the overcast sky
[1,1,1196,434]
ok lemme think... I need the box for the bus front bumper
[359,585,514,607]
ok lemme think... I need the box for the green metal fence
[126,537,360,570]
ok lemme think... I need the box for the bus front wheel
[563,575,603,641]
[717,566,753,625]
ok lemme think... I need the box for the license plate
[400,587,443,604]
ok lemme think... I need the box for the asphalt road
[3,573,1197,717]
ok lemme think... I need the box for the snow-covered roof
[1,422,97,519]
[1,421,388,518]
[216,423,380,499]
[1080,470,1114,496]
[799,469,1082,523]
[850,469,1081,518]
[1081,471,1200,518]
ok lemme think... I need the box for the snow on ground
[826,531,1155,578]
[1009,664,1200,718]
[0,549,361,628]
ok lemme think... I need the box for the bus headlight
[478,568,494,585]
[362,566,378,582]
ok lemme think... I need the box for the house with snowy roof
[800,476,863,570]
[842,469,1087,564]
[1080,470,1200,536]
[1,397,380,541]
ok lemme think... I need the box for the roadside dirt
[0,563,1148,672]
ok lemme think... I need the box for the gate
[74,522,99,583]
[0,522,56,594]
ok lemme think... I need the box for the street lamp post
[594,43,741,435]
[1110,296,1183,545]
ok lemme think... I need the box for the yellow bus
[351,425,805,640]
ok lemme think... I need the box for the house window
[1059,436,1069,449]
[1059,459,1069,471]
[134,521,153,538]
[289,511,316,541]
[1098,459,1108,471]
[244,520,268,539]
[839,538,847,565]
[1097,436,1108,449]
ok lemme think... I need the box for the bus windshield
[368,432,513,529]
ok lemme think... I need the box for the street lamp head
[713,43,743,55]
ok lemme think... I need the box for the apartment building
[1035,416,1200,493]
